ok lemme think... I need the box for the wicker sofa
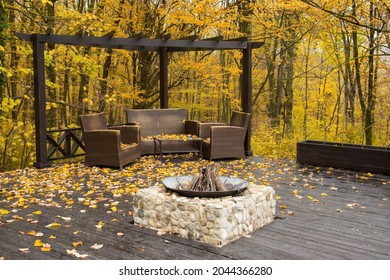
[126,108,200,155]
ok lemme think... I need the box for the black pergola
[16,32,263,168]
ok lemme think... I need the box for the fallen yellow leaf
[95,221,105,229]
[41,244,51,252]
[45,222,61,228]
[33,210,42,215]
[72,241,83,247]
[279,205,287,209]
[111,206,117,212]
[307,196,313,200]
[292,190,299,195]
[321,193,328,197]
[0,209,9,215]
[34,239,44,247]
[28,230,36,236]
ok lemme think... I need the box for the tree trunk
[0,1,7,100]
[283,39,295,133]
[99,48,112,113]
[78,46,90,114]
[62,56,70,127]
[267,11,296,131]
[267,37,279,126]
[281,12,296,134]
[364,1,377,145]
[303,34,312,140]
[220,51,231,122]
[352,2,366,144]
[133,1,164,108]
[341,28,356,124]
[45,1,57,128]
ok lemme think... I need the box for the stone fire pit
[133,178,276,247]
[162,175,249,198]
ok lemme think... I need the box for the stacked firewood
[188,164,228,192]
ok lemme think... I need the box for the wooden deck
[1,156,389,260]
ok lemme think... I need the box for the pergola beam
[15,33,258,51]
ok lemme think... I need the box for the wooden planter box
[296,140,390,175]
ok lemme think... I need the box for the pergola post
[32,34,50,168]
[242,42,253,156]
[159,46,168,108]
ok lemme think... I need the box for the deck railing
[47,128,85,161]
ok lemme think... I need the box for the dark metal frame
[16,32,263,168]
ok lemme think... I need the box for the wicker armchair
[201,111,250,160]
[79,112,141,169]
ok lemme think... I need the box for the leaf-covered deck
[1,155,389,260]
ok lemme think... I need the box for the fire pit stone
[133,182,276,247]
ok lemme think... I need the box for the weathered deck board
[1,156,389,260]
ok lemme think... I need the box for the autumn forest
[0,0,389,171]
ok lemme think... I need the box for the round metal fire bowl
[162,176,249,198]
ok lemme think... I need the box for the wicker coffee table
[153,136,203,160]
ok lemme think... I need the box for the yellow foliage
[0,0,389,171]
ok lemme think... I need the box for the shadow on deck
[0,155,389,260]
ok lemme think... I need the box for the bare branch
[300,0,390,33]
